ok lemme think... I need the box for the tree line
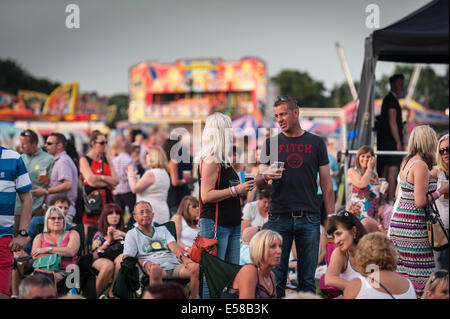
[1,59,448,118]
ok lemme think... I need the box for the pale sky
[0,0,446,97]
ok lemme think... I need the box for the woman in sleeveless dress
[127,146,171,225]
[388,125,448,297]
[347,146,380,219]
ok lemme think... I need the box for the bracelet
[231,186,238,197]
[262,173,269,183]
[229,186,233,197]
[142,260,148,268]
[435,190,441,198]
[101,175,105,181]
[104,240,110,247]
[45,188,49,195]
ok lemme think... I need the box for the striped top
[0,146,32,237]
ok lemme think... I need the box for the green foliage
[106,94,129,128]
[271,70,328,107]
[328,81,359,108]
[0,58,60,94]
[375,64,449,111]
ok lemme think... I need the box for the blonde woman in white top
[127,146,170,224]
[344,232,417,299]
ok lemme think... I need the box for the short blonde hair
[249,229,282,268]
[355,232,398,273]
[43,206,66,233]
[437,134,449,175]
[146,146,168,169]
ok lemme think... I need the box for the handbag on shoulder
[425,193,449,251]
[83,156,105,217]
[190,164,221,263]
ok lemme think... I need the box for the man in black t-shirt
[256,96,334,297]
[377,74,405,203]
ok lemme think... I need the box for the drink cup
[182,170,191,183]
[245,173,255,182]
[38,169,48,185]
[271,161,284,179]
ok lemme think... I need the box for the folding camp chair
[199,250,242,299]
[112,221,190,299]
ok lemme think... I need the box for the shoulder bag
[189,164,220,263]
[32,232,66,272]
[83,156,104,218]
[425,192,449,251]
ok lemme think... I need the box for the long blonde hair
[198,112,233,167]
[437,134,449,175]
[403,125,437,170]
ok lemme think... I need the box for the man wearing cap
[256,95,334,297]
[15,130,53,225]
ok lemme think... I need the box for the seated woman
[421,270,449,299]
[91,203,127,298]
[223,229,281,299]
[31,206,80,284]
[170,196,199,253]
[324,211,367,294]
[347,146,382,219]
[344,232,417,299]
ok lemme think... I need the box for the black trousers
[113,192,136,214]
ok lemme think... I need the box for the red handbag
[189,164,220,263]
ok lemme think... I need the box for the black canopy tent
[353,0,449,149]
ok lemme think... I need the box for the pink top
[40,231,78,270]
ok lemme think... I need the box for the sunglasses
[429,270,449,285]
[21,130,33,137]
[439,147,449,155]
[45,141,58,146]
[190,204,198,209]
[275,95,299,106]
[336,210,351,217]
[96,141,107,145]
[48,217,64,221]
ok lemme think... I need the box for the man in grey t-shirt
[123,201,200,298]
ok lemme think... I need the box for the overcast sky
[0,0,446,97]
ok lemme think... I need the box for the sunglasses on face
[45,141,57,146]
[48,217,64,221]
[439,147,449,155]
[96,141,107,145]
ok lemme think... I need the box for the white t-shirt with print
[123,225,180,271]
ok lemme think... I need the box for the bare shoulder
[343,277,362,299]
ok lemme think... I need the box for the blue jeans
[199,217,241,298]
[267,213,320,297]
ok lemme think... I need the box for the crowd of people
[0,88,448,300]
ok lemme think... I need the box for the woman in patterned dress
[347,146,380,219]
[388,125,448,297]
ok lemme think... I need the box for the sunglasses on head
[429,270,449,285]
[275,95,299,106]
[336,210,351,217]
[21,130,33,137]
[439,147,449,155]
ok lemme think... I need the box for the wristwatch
[180,252,190,261]
[48,247,53,253]
[18,229,28,237]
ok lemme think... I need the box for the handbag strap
[365,275,396,299]
[57,231,66,247]
[198,161,221,236]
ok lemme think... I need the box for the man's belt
[290,210,319,218]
